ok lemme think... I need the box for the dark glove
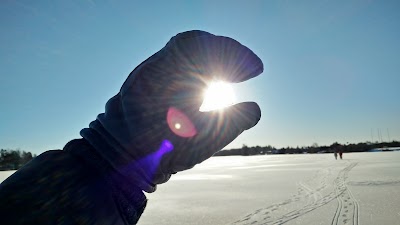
[81,30,263,192]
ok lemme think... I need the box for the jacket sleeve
[0,139,147,225]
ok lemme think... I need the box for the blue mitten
[81,30,263,193]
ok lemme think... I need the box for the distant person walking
[331,143,342,160]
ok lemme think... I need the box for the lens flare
[119,139,174,185]
[167,107,197,138]
[199,81,236,112]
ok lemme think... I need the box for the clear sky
[1,0,399,155]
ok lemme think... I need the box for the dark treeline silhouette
[214,141,400,156]
[1,141,399,169]
[0,149,37,171]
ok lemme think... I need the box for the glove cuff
[80,123,157,193]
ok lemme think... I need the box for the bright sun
[199,81,236,112]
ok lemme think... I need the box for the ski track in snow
[331,163,360,225]
[231,162,359,225]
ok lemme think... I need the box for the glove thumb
[195,102,261,162]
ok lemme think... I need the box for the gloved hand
[81,30,263,192]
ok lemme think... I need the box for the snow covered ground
[139,152,400,225]
[0,170,16,183]
[1,152,399,224]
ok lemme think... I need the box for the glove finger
[167,30,264,83]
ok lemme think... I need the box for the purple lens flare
[119,139,175,184]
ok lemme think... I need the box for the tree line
[214,140,400,156]
[0,149,37,171]
[2,140,399,170]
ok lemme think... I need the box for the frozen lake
[139,152,400,225]
[1,152,399,224]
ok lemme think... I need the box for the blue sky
[1,0,399,154]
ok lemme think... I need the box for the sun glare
[199,81,236,112]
